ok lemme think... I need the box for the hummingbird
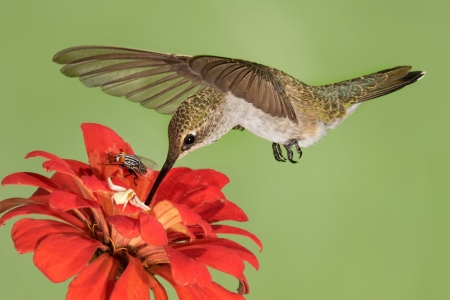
[52,46,425,205]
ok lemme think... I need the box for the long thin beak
[145,156,176,206]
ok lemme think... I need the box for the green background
[1,1,448,299]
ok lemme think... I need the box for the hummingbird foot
[283,139,302,163]
[272,143,287,162]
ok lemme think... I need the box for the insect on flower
[107,149,158,185]
[107,177,150,211]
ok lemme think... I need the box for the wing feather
[54,46,297,121]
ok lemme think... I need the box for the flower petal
[0,198,38,214]
[108,215,140,238]
[49,172,94,201]
[151,200,182,229]
[178,169,229,190]
[170,202,200,226]
[203,281,246,299]
[152,168,192,202]
[26,151,79,177]
[110,255,150,300]
[151,265,209,300]
[174,238,259,270]
[140,213,168,246]
[34,233,108,282]
[2,172,57,192]
[194,199,248,223]
[176,185,226,207]
[49,189,98,211]
[178,245,246,283]
[64,159,93,177]
[81,123,133,181]
[212,224,263,251]
[163,246,211,287]
[29,188,51,203]
[12,218,82,253]
[0,204,87,230]
[82,175,110,192]
[161,169,228,203]
[146,273,168,300]
[67,253,119,300]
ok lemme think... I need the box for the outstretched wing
[53,46,297,122]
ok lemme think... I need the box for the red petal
[81,123,133,181]
[147,273,168,300]
[171,203,200,226]
[34,233,107,282]
[133,169,158,203]
[49,172,94,200]
[49,189,98,211]
[197,220,212,237]
[194,199,248,223]
[110,255,150,300]
[12,218,82,253]
[212,225,263,251]
[174,238,259,270]
[164,169,228,202]
[153,168,192,203]
[107,215,140,238]
[82,175,110,192]
[67,253,119,300]
[0,204,88,230]
[176,186,226,207]
[166,223,195,242]
[0,198,38,214]
[64,159,93,177]
[178,169,229,189]
[2,172,57,192]
[151,265,209,300]
[140,213,168,246]
[179,245,245,282]
[163,246,211,287]
[203,282,246,299]
[26,150,77,177]
[30,188,51,203]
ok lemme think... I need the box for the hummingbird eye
[183,134,196,145]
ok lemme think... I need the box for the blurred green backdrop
[1,1,448,299]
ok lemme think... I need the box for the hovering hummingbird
[53,46,425,205]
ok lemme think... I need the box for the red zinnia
[0,123,262,299]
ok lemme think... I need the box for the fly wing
[135,155,158,170]
[54,46,297,122]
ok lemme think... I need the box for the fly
[106,149,158,185]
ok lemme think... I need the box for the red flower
[0,123,262,300]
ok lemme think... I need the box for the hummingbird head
[145,87,226,205]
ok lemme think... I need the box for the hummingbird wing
[53,46,297,122]
[53,46,206,114]
[188,56,297,123]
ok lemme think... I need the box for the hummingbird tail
[355,66,425,103]
[313,66,425,105]
[311,66,425,126]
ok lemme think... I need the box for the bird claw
[284,140,302,164]
[272,143,286,162]
[272,140,302,163]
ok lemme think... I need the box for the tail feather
[312,66,425,125]
[358,67,425,102]
[314,66,425,105]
